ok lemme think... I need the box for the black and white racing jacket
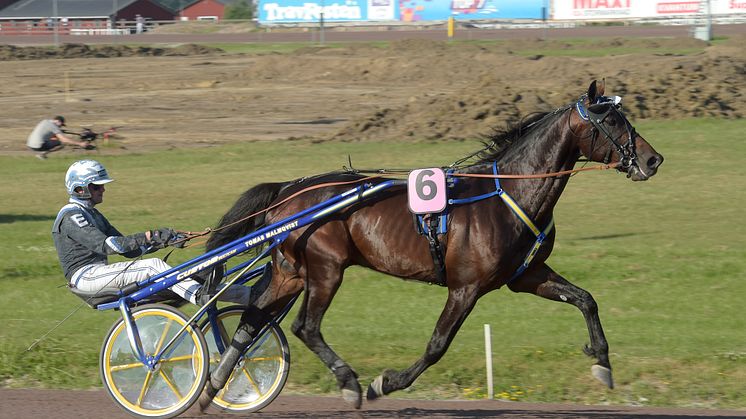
[52,198,152,281]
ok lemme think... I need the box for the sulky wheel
[200,306,290,413]
[100,304,209,419]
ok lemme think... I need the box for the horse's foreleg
[367,286,479,400]
[290,269,363,408]
[508,263,613,389]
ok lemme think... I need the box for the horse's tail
[206,181,288,251]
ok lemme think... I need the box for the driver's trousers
[70,258,251,305]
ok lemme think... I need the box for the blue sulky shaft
[97,179,403,311]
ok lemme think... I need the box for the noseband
[576,95,638,172]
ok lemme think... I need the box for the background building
[0,0,176,34]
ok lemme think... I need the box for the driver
[26,116,90,160]
[52,160,251,306]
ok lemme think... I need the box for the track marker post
[484,324,494,399]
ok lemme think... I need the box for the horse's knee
[575,289,598,314]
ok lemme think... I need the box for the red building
[0,0,176,35]
[180,0,239,20]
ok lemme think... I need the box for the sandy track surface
[1,27,744,158]
[2,389,746,418]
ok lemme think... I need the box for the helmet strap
[72,186,91,200]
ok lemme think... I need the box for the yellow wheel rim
[102,307,206,416]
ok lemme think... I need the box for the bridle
[575,94,639,174]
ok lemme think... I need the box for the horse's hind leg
[290,264,364,408]
[508,263,614,389]
[367,285,480,400]
[199,262,302,411]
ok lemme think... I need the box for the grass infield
[0,118,744,408]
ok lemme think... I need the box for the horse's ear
[588,79,607,102]
[587,79,605,103]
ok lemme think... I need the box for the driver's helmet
[65,160,114,199]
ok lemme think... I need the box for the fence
[0,19,154,36]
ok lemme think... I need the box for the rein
[450,162,619,180]
[179,162,618,249]
[179,175,384,247]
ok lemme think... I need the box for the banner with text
[400,0,545,22]
[552,0,746,20]
[258,0,546,23]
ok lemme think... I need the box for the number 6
[407,168,447,214]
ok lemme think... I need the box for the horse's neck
[498,113,579,222]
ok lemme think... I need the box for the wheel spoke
[136,370,154,407]
[159,354,196,364]
[158,370,184,400]
[246,356,283,362]
[109,361,144,372]
[240,365,262,395]
[153,318,173,355]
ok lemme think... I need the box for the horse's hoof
[591,364,614,389]
[198,377,218,413]
[341,388,362,409]
[366,375,384,401]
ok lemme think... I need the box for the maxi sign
[258,0,546,23]
[552,0,746,19]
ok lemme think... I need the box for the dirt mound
[0,33,744,154]
[0,43,224,60]
[321,36,746,142]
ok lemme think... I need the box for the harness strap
[448,162,501,205]
[425,216,447,286]
[448,162,555,283]
[417,161,556,285]
[488,164,555,282]
[414,213,448,285]
[508,217,554,283]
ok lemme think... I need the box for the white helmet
[65,160,114,199]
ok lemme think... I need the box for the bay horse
[199,80,664,409]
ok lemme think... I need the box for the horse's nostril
[647,155,662,170]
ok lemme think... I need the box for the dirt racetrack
[0,25,744,157]
[2,388,746,419]
[2,25,746,418]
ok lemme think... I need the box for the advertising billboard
[400,0,545,22]
[258,0,546,23]
[552,0,746,20]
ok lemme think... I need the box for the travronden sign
[553,0,746,19]
[261,0,365,22]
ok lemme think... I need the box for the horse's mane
[469,109,566,165]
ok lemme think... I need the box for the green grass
[1,119,745,409]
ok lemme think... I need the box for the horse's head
[575,80,664,181]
